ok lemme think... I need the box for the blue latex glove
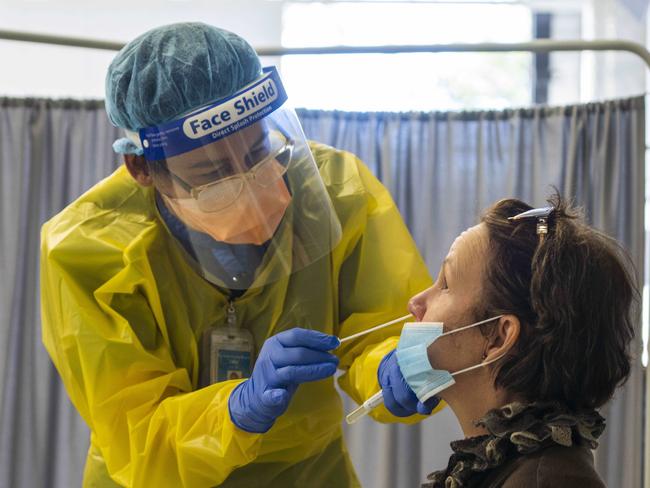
[228,328,340,433]
[378,350,439,417]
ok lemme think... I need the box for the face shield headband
[134,66,288,161]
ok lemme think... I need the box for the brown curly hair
[476,194,637,410]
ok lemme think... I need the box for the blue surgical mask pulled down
[396,315,503,403]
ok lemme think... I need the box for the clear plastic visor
[144,110,342,290]
[149,122,291,210]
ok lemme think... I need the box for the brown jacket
[477,445,605,488]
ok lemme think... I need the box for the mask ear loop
[438,315,503,338]
[451,352,506,377]
[434,315,505,376]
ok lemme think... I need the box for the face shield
[136,67,342,289]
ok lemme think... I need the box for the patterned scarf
[423,402,605,488]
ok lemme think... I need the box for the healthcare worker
[40,22,440,488]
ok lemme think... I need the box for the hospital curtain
[297,99,645,488]
[0,96,644,488]
[0,98,121,487]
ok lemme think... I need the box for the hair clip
[508,206,554,239]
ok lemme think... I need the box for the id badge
[208,326,254,383]
[200,301,255,386]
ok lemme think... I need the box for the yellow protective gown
[41,142,438,488]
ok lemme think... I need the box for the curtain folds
[0,96,644,488]
[299,99,645,488]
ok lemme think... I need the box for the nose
[408,294,426,322]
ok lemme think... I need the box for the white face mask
[395,316,504,402]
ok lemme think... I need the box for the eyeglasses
[508,206,554,242]
[166,137,294,212]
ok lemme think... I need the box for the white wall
[0,0,283,98]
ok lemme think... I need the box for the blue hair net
[106,22,262,155]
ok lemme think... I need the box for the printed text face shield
[138,67,342,289]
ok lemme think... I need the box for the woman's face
[407,223,490,385]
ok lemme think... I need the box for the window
[281,2,533,111]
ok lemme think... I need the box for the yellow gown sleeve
[40,219,262,488]
[333,158,444,423]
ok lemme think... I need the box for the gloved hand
[228,328,340,433]
[378,349,439,417]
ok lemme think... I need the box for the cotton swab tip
[346,405,370,424]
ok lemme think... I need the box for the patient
[408,195,635,488]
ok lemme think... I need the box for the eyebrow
[438,259,449,281]
[443,256,458,283]
[188,131,269,171]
